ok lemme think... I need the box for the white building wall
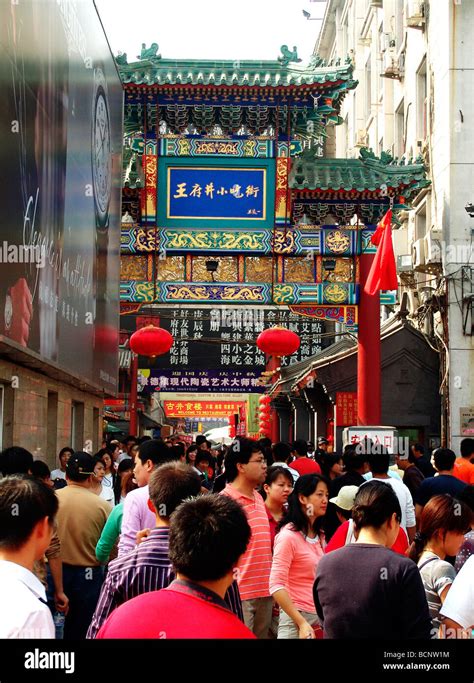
[316,0,474,450]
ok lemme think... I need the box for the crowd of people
[0,434,473,640]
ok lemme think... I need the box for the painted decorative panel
[322,258,354,283]
[120,255,148,281]
[245,257,273,283]
[162,229,270,252]
[120,280,360,305]
[191,256,238,282]
[160,136,273,158]
[156,256,185,281]
[284,257,314,283]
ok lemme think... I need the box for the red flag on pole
[363,209,398,295]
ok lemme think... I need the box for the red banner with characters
[164,400,244,418]
[336,392,358,426]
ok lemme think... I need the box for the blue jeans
[62,565,104,640]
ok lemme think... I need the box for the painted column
[129,352,139,436]
[266,355,280,443]
[357,253,381,425]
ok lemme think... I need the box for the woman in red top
[263,466,294,549]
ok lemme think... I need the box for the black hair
[458,485,474,514]
[123,435,137,446]
[137,439,176,466]
[0,475,58,550]
[114,459,134,503]
[186,444,198,464]
[320,453,343,479]
[172,443,185,459]
[433,448,456,472]
[195,435,207,446]
[0,447,34,475]
[169,495,251,581]
[336,506,352,521]
[352,480,401,532]
[58,447,74,460]
[291,439,308,457]
[413,443,425,455]
[368,448,390,474]
[92,455,106,469]
[148,461,202,520]
[223,438,261,482]
[265,465,294,487]
[278,473,329,537]
[30,460,51,480]
[460,438,474,459]
[137,436,152,445]
[67,451,95,482]
[343,447,367,471]
[272,441,292,464]
[261,465,294,499]
[195,451,211,467]
[258,437,272,450]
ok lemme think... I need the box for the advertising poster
[0,0,122,392]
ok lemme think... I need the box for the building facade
[0,1,122,466]
[317,0,474,450]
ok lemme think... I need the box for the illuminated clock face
[92,73,111,228]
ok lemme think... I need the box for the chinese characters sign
[138,369,262,393]
[122,307,329,375]
[158,157,275,228]
[167,167,266,220]
[336,392,358,426]
[164,400,243,418]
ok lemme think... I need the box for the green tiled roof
[116,49,356,89]
[290,149,430,197]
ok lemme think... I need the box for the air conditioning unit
[407,0,426,28]
[424,232,442,265]
[355,129,368,147]
[412,238,425,269]
[397,254,414,272]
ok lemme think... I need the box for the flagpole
[357,252,381,426]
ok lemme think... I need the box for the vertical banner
[275,157,291,225]
[141,154,157,224]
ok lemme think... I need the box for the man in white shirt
[362,450,416,543]
[50,447,73,483]
[0,474,58,638]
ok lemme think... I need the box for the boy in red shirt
[97,495,255,639]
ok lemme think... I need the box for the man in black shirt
[415,448,467,523]
[395,454,424,499]
[409,443,436,478]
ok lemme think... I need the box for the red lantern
[256,326,300,357]
[130,325,174,357]
[259,394,271,405]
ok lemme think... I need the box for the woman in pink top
[263,466,294,550]
[269,473,329,639]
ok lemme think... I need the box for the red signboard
[164,400,243,418]
[336,392,358,426]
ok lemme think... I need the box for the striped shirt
[87,527,243,638]
[221,483,272,601]
[417,551,456,633]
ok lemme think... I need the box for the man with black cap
[314,437,329,469]
[55,451,111,639]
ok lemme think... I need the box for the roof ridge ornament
[116,52,128,66]
[136,42,162,61]
[278,45,302,66]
